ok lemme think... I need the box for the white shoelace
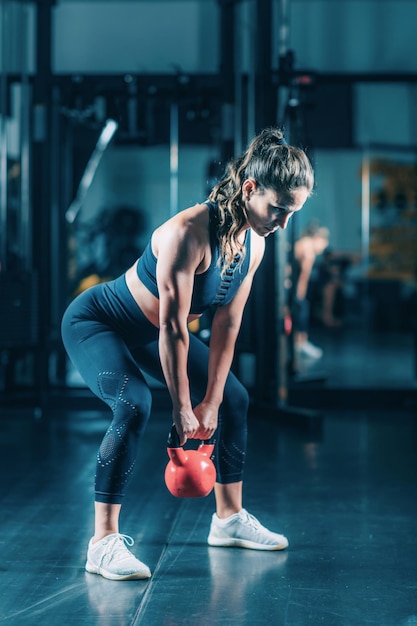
[241,511,264,532]
[101,533,135,565]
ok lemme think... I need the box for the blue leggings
[61,274,249,504]
[294,297,310,334]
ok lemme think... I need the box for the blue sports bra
[136,202,251,314]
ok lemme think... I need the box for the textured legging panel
[61,276,249,504]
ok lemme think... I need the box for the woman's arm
[206,275,254,403]
[194,233,265,439]
[155,214,207,443]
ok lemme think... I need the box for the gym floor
[1,327,417,625]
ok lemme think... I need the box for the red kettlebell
[165,425,216,498]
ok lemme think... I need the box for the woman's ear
[242,178,257,198]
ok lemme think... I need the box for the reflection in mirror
[290,146,416,392]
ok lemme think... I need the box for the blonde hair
[207,127,314,271]
[302,221,329,240]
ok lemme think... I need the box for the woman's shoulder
[169,203,210,238]
[153,203,211,257]
[295,236,314,258]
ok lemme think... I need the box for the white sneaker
[207,509,289,551]
[85,533,151,580]
[296,340,323,359]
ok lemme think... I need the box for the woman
[293,223,330,358]
[61,127,314,581]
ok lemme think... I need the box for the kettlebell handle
[167,424,213,448]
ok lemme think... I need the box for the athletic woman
[61,127,314,580]
[294,223,330,359]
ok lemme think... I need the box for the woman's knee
[222,376,250,419]
[98,370,153,433]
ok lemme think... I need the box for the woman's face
[242,179,309,237]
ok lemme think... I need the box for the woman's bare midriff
[124,261,202,328]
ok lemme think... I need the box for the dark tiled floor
[296,326,416,390]
[0,326,417,625]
